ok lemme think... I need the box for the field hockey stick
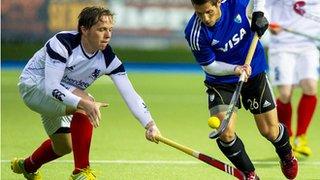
[209,33,259,139]
[155,135,245,180]
[269,23,320,41]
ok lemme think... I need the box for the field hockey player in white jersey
[185,0,298,179]
[11,6,161,180]
[266,0,320,158]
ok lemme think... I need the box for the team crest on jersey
[52,60,62,64]
[234,14,242,23]
[211,39,220,46]
[66,65,75,71]
[91,69,101,79]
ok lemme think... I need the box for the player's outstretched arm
[110,72,161,143]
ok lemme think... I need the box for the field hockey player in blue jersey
[185,0,298,179]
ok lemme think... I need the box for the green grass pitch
[1,70,320,179]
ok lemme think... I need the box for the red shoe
[280,153,298,179]
[244,171,260,180]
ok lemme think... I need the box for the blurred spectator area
[2,0,107,41]
[2,0,194,48]
[2,0,196,62]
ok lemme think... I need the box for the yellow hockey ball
[208,116,220,129]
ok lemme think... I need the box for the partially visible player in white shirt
[266,0,319,158]
[11,6,161,180]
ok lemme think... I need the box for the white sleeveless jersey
[266,0,320,51]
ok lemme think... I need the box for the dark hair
[191,0,219,6]
[77,6,114,34]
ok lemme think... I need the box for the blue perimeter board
[1,61,202,74]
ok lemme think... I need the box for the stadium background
[2,0,320,179]
[2,0,196,63]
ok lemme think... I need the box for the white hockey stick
[269,23,320,41]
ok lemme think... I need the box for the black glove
[251,11,269,37]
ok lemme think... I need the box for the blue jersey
[185,0,267,84]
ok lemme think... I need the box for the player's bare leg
[255,108,298,179]
[50,133,73,155]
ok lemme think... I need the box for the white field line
[1,160,320,165]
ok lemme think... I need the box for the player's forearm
[44,63,81,108]
[126,94,153,128]
[46,83,81,108]
[253,0,266,12]
[202,61,237,76]
[110,73,153,127]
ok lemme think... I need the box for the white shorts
[268,46,320,86]
[18,77,72,135]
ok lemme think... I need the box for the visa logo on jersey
[218,28,246,52]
